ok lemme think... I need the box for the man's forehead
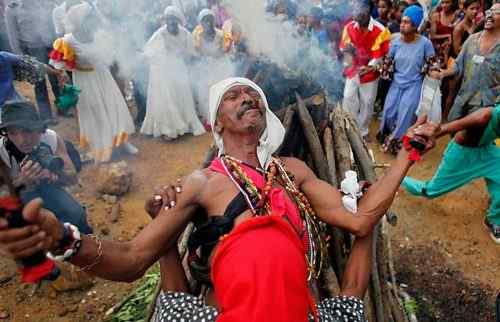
[223,85,259,95]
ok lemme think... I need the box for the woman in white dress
[140,6,206,140]
[49,2,137,163]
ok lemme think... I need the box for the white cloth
[198,8,214,23]
[62,34,135,162]
[164,5,186,25]
[209,78,285,170]
[52,2,67,35]
[342,76,379,137]
[141,26,206,139]
[65,2,92,34]
[416,76,442,123]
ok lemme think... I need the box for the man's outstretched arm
[438,106,494,138]
[0,171,207,283]
[297,118,438,237]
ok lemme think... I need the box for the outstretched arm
[0,171,207,283]
[298,147,413,237]
[69,172,206,282]
[298,118,439,237]
[438,106,493,138]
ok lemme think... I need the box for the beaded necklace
[221,155,327,280]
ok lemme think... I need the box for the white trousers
[342,76,379,137]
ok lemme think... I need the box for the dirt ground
[0,83,498,321]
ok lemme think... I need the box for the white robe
[64,33,136,162]
[141,26,206,138]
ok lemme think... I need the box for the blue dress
[379,34,435,140]
[0,51,23,106]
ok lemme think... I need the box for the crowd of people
[0,0,498,321]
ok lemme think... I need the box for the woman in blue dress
[378,5,441,154]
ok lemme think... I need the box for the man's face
[166,15,180,35]
[216,85,266,137]
[201,15,215,31]
[354,8,371,27]
[400,16,416,34]
[7,128,42,154]
[484,4,500,30]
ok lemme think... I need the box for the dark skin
[452,1,480,55]
[165,15,180,36]
[201,15,216,41]
[0,85,439,309]
[437,106,497,146]
[353,9,377,76]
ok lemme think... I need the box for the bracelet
[78,235,103,272]
[47,223,82,262]
[401,135,422,162]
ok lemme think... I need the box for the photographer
[0,101,92,234]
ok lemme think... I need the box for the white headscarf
[65,2,93,33]
[198,8,215,23]
[164,5,186,26]
[209,78,285,170]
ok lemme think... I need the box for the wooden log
[295,93,331,182]
[282,105,296,132]
[369,226,386,322]
[383,221,408,322]
[202,145,218,168]
[345,118,376,182]
[274,94,325,120]
[331,110,352,181]
[377,225,397,322]
[323,127,338,188]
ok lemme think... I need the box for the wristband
[401,135,422,162]
[47,223,82,262]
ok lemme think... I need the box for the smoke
[225,0,346,101]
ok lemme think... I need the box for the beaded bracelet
[47,223,81,262]
[78,235,103,272]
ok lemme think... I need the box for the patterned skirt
[153,291,366,322]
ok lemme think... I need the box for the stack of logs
[149,94,412,322]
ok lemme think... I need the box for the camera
[29,143,64,173]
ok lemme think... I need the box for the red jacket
[340,18,391,83]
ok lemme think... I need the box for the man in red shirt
[340,1,391,141]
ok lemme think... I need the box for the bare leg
[158,247,189,293]
[339,231,374,298]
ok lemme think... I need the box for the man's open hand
[0,199,63,260]
[145,179,183,219]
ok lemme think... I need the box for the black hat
[0,101,47,132]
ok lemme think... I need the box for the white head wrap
[65,2,93,33]
[209,77,285,170]
[164,5,186,25]
[198,8,215,23]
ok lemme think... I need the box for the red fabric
[211,216,314,322]
[340,20,390,83]
[209,158,316,321]
[19,258,56,284]
[402,135,422,161]
[0,196,21,211]
[48,49,76,70]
